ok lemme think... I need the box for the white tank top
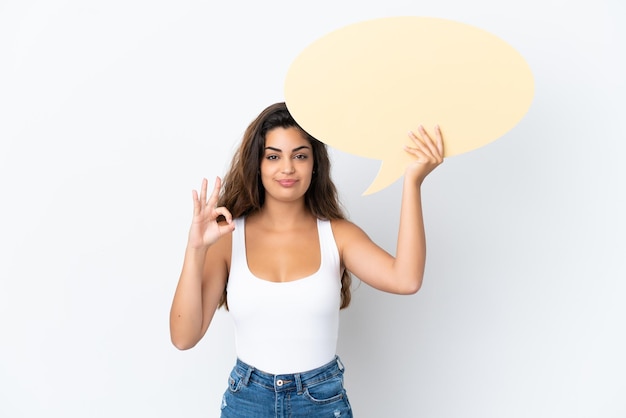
[226,217,342,374]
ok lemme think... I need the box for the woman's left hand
[404,124,444,185]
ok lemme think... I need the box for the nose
[281,159,295,174]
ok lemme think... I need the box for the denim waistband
[234,356,345,393]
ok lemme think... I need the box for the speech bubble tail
[361,159,408,196]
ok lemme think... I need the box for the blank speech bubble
[284,16,534,195]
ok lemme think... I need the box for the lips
[277,179,298,187]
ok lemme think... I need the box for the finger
[199,178,208,205]
[213,206,234,225]
[192,189,200,216]
[435,125,444,158]
[407,129,435,161]
[409,128,435,154]
[207,176,222,206]
[219,221,236,236]
[403,143,429,161]
[418,125,440,160]
[408,130,424,148]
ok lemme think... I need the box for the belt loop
[242,365,254,386]
[295,373,303,394]
[336,356,345,372]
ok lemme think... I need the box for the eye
[294,154,309,160]
[266,154,279,160]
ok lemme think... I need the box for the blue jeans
[220,356,353,417]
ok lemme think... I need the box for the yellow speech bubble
[284,16,534,195]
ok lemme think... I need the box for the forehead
[264,127,310,149]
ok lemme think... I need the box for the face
[260,127,314,205]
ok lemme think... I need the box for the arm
[338,125,444,294]
[169,177,235,350]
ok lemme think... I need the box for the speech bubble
[284,16,534,195]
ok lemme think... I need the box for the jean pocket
[303,376,345,405]
[227,369,244,393]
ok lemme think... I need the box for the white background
[1,1,625,417]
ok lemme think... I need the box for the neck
[253,199,314,229]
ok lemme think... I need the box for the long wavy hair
[217,102,352,309]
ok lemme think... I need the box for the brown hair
[217,102,352,309]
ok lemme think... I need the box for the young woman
[170,102,443,417]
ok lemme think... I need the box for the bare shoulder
[330,218,362,234]
[330,217,393,285]
[330,218,371,249]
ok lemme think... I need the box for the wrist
[404,169,425,188]
[185,243,210,257]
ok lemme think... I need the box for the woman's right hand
[187,177,235,250]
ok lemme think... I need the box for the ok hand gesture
[188,177,235,250]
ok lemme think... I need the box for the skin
[169,125,443,350]
[246,128,319,283]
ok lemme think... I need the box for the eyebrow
[264,145,311,153]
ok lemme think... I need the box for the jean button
[276,379,284,387]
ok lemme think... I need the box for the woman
[170,102,443,417]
